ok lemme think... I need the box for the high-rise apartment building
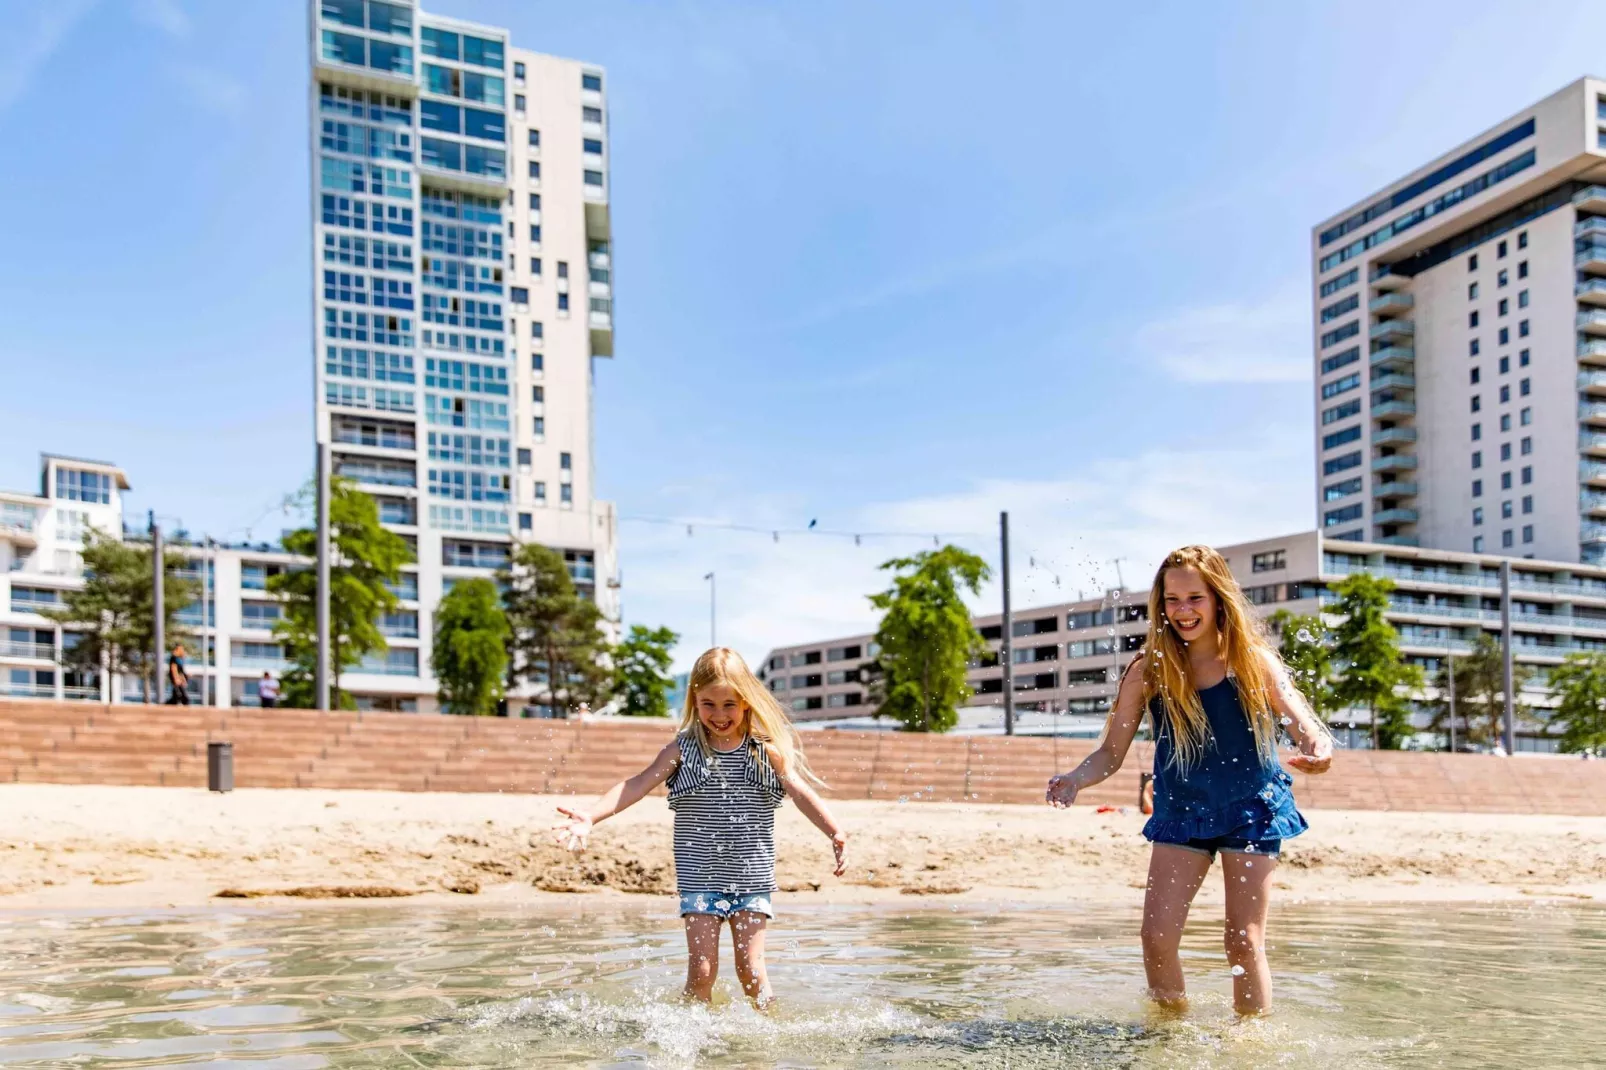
[1312,77,1606,564]
[310,0,618,710]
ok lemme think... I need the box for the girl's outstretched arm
[553,740,680,851]
[1046,655,1147,807]
[1259,649,1335,775]
[764,745,847,877]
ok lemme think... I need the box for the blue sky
[3,0,1605,668]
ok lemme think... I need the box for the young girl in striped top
[553,647,847,1007]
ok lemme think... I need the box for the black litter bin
[207,741,234,793]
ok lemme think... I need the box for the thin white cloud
[621,426,1315,671]
[133,0,190,38]
[167,63,247,118]
[0,0,97,113]
[1137,288,1312,384]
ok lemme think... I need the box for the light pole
[1500,560,1515,755]
[1446,637,1457,754]
[151,511,163,705]
[1000,511,1014,736]
[704,571,716,648]
[316,441,331,711]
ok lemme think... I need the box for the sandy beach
[1,783,1603,912]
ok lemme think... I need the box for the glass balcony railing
[1578,310,1606,333]
[1581,402,1606,422]
[1369,292,1414,314]
[1371,453,1417,471]
[1372,399,1416,419]
[1579,340,1606,364]
[1369,344,1414,368]
[1579,370,1606,392]
[1369,318,1414,341]
[1578,278,1606,305]
[0,640,54,659]
[1576,244,1606,272]
[1583,431,1606,451]
[1371,426,1418,446]
[1373,507,1419,525]
[1369,371,1415,391]
[1373,481,1417,497]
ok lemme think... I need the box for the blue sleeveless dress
[1142,677,1307,853]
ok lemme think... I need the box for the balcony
[0,640,54,659]
[1372,453,1417,472]
[1576,243,1606,274]
[1371,425,1418,446]
[1581,401,1606,425]
[1370,263,1410,290]
[1373,481,1417,498]
[1375,534,1421,547]
[1581,460,1606,485]
[1581,370,1606,395]
[1580,310,1606,336]
[1576,185,1606,214]
[1580,339,1606,366]
[1582,493,1606,517]
[1369,344,1415,371]
[1369,371,1415,391]
[1369,292,1414,314]
[1369,318,1414,342]
[1372,398,1416,419]
[1582,431,1606,455]
[1577,217,1606,242]
[1373,507,1420,526]
[1578,278,1606,307]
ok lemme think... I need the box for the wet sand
[1,783,1603,911]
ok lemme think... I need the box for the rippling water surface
[0,899,1601,1068]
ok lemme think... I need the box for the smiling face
[694,683,748,746]
[1162,567,1218,646]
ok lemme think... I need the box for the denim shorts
[1160,833,1281,859]
[678,891,774,919]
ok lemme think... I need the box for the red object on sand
[1095,805,1117,814]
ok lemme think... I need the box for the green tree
[1267,609,1338,722]
[500,543,610,715]
[1427,631,1533,751]
[868,545,990,733]
[1327,573,1424,750]
[612,624,680,717]
[270,478,412,709]
[432,578,511,716]
[1540,651,1606,754]
[47,530,200,702]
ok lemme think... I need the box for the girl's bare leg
[1140,844,1213,1009]
[683,914,722,1001]
[728,911,772,1007]
[1221,851,1278,1015]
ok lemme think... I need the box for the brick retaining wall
[3,698,1603,814]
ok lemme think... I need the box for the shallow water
[0,899,1601,1068]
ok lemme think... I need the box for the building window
[1499,414,1510,432]
[560,483,573,504]
[529,224,541,242]
[1322,399,1362,425]
[528,192,541,210]
[517,448,531,466]
[1498,327,1509,345]
[1519,319,1530,337]
[1499,385,1509,403]
[1519,377,1530,396]
[534,481,546,502]
[1321,373,1360,399]
[1518,289,1529,308]
[1501,472,1512,490]
[1518,260,1528,279]
[527,160,540,179]
[1323,452,1362,475]
[530,257,541,276]
[1322,426,1361,450]
[532,385,544,403]
[582,72,602,91]
[1471,423,1481,440]
[1472,479,1482,498]
[1522,495,1533,514]
[1325,478,1362,501]
[1468,282,1478,300]
[1497,268,1508,287]
[1499,356,1510,374]
[583,105,603,123]
[514,60,526,80]
[1521,465,1532,484]
[1251,550,1287,573]
[1474,535,1485,552]
[510,286,528,304]
[1498,298,1509,316]
[1520,407,1531,426]
[1473,507,1483,526]
[559,452,572,470]
[1522,524,1534,543]
[514,94,526,113]
[1500,443,1512,461]
[531,352,543,373]
[1321,347,1359,374]
[1501,501,1513,519]
[1471,367,1481,384]
[1520,436,1532,455]
[1468,254,1478,271]
[533,416,544,436]
[55,468,111,504]
[1518,231,1528,249]
[584,169,605,187]
[1469,311,1480,328]
[557,292,569,312]
[1470,339,1480,356]
[528,128,540,148]
[1471,395,1481,413]
[583,138,604,155]
[1502,530,1514,548]
[531,320,543,339]
[1472,451,1483,469]
[1520,348,1530,367]
[1324,505,1363,528]
[518,512,532,531]
[1497,239,1508,258]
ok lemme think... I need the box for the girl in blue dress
[1046,545,1333,1015]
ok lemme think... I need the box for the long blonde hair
[678,647,825,787]
[1141,545,1281,770]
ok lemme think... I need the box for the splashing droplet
[1231,964,1246,976]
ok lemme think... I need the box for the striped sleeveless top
[665,733,786,895]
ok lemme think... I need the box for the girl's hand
[1046,773,1080,808]
[829,831,847,877]
[552,806,593,852]
[1288,735,1334,775]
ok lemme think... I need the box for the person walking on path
[258,672,279,709]
[164,643,190,705]
[1046,545,1333,1016]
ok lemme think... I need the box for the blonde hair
[678,647,825,787]
[1141,545,1281,770]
